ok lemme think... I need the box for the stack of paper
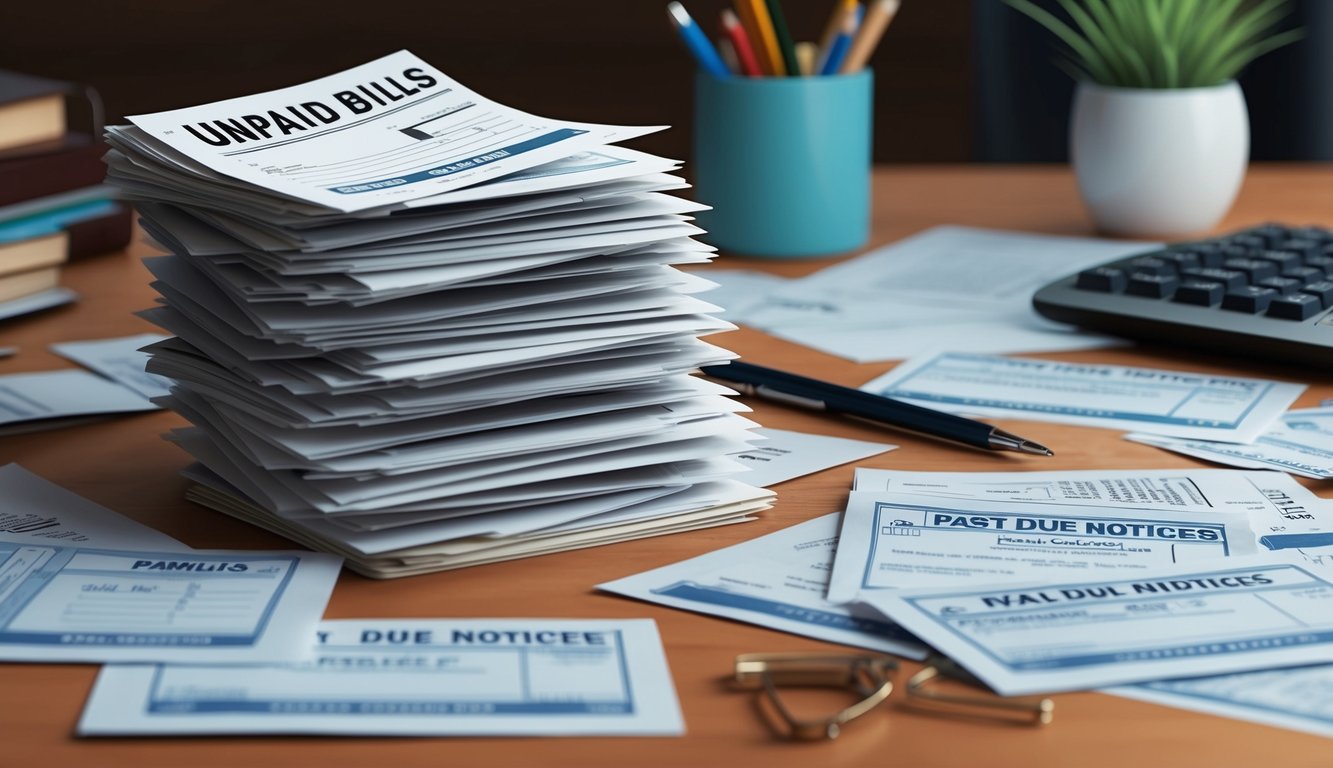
[103,51,771,577]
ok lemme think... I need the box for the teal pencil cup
[692,70,873,259]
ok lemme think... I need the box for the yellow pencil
[839,0,900,74]
[816,0,858,59]
[736,0,786,76]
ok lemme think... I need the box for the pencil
[819,11,857,75]
[763,0,801,77]
[839,0,900,74]
[816,0,858,60]
[721,9,764,77]
[795,42,817,76]
[735,0,785,76]
[667,2,733,78]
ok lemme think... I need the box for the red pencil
[720,9,763,77]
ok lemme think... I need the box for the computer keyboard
[1032,224,1333,369]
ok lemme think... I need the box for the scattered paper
[734,428,895,488]
[826,491,1257,602]
[0,464,184,549]
[51,333,173,400]
[863,554,1333,695]
[1110,664,1333,740]
[0,538,340,663]
[0,369,158,428]
[79,619,684,736]
[862,352,1303,443]
[706,226,1152,362]
[599,514,925,659]
[1127,407,1333,480]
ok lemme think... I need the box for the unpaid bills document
[863,554,1333,695]
[79,619,683,736]
[861,352,1303,442]
[599,514,925,659]
[117,51,659,212]
[0,539,340,662]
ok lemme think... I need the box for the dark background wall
[2,0,1324,162]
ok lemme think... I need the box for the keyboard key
[1175,244,1226,267]
[1292,227,1332,244]
[1258,276,1303,294]
[1222,258,1278,282]
[1284,267,1324,284]
[1231,235,1267,251]
[1307,254,1333,276]
[1251,223,1292,247]
[1267,293,1324,320]
[1221,286,1278,313]
[1156,250,1202,270]
[1255,250,1304,272]
[1127,256,1177,276]
[1076,267,1127,292]
[1181,267,1246,290]
[1301,280,1333,305]
[1125,273,1178,298]
[1171,280,1224,306]
[1275,238,1323,259]
[1220,244,1256,260]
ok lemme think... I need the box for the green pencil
[763,0,801,77]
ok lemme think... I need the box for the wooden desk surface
[2,165,1330,767]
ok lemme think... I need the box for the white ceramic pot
[1070,81,1249,237]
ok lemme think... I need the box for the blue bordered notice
[0,540,340,663]
[78,619,684,736]
[864,555,1333,696]
[859,352,1304,442]
[824,492,1256,604]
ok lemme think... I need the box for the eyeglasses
[730,652,1054,741]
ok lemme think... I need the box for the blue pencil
[667,2,733,78]
[819,6,859,75]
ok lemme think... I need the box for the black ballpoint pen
[700,360,1053,456]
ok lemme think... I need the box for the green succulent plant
[1003,0,1303,88]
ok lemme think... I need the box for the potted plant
[1004,0,1302,236]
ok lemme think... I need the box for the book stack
[103,52,771,577]
[0,70,132,320]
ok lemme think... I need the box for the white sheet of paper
[864,553,1333,695]
[0,464,184,549]
[826,491,1257,602]
[1109,664,1333,740]
[734,429,895,488]
[599,513,925,658]
[1127,407,1333,480]
[0,369,158,425]
[79,618,684,736]
[0,287,77,321]
[850,466,1328,552]
[727,226,1154,361]
[0,541,340,662]
[124,51,660,212]
[862,352,1304,442]
[50,333,173,400]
